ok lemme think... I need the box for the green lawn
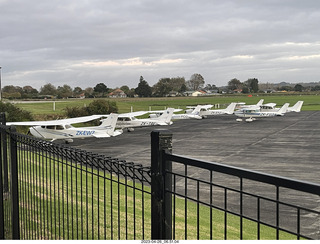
[13,94,320,118]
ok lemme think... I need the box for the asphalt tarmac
[67,110,320,184]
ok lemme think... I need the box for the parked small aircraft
[260,101,304,113]
[6,114,121,143]
[149,106,202,120]
[235,103,289,122]
[198,102,237,118]
[113,107,175,131]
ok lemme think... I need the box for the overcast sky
[1,0,320,90]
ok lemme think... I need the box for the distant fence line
[0,113,319,240]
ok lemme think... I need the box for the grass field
[12,94,320,118]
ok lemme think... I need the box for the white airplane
[6,114,122,143]
[259,101,303,113]
[235,103,289,122]
[149,106,202,120]
[112,107,175,132]
[198,102,237,118]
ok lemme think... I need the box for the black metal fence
[1,116,320,240]
[151,130,320,240]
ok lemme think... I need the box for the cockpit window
[56,125,64,130]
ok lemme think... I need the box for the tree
[126,88,136,97]
[39,83,57,96]
[64,100,118,120]
[186,73,205,91]
[227,78,242,92]
[57,84,73,98]
[120,85,130,95]
[311,85,320,91]
[278,86,293,91]
[73,86,83,97]
[244,78,259,93]
[22,86,38,98]
[2,85,22,94]
[135,76,152,97]
[294,84,304,92]
[152,77,187,97]
[170,77,186,92]
[94,83,109,97]
[204,84,218,91]
[179,83,187,93]
[84,87,94,98]
[86,100,118,114]
[152,78,172,97]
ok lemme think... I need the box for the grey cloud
[1,0,320,89]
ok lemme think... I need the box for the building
[108,89,127,98]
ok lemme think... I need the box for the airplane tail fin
[224,103,237,114]
[99,113,119,136]
[158,108,175,124]
[256,99,264,106]
[277,103,290,115]
[191,105,202,115]
[288,101,303,112]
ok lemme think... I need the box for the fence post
[0,113,8,193]
[0,114,4,239]
[10,127,20,239]
[151,129,173,240]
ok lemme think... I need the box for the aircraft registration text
[76,130,95,136]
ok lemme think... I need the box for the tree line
[2,74,318,99]
[2,73,209,99]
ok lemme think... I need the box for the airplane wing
[118,111,150,118]
[148,108,183,113]
[6,115,108,126]
[186,105,213,109]
[263,103,276,108]
[91,133,111,138]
